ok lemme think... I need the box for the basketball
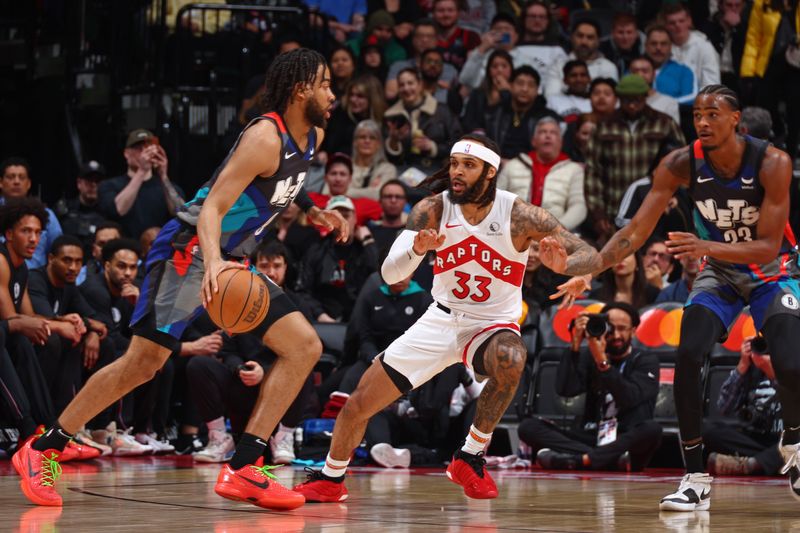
[207,268,270,334]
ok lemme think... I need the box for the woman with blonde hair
[321,74,387,157]
[348,120,398,200]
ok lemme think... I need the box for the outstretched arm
[666,146,792,265]
[511,198,599,277]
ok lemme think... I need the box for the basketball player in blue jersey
[552,85,800,511]
[15,48,348,510]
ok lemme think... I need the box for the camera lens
[585,315,609,338]
[750,336,768,355]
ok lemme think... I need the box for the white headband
[450,141,500,170]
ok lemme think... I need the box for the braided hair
[697,84,740,111]
[418,133,501,208]
[262,48,327,114]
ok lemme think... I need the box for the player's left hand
[310,207,349,242]
[539,236,568,273]
[550,274,591,309]
[666,232,710,260]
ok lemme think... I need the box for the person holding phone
[459,13,521,90]
[97,129,186,239]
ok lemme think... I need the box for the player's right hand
[201,258,248,307]
[413,229,445,255]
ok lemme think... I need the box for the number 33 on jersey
[432,190,528,321]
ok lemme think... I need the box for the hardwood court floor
[1,456,799,532]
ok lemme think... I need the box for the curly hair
[261,48,327,114]
[0,197,48,234]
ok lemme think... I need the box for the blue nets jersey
[688,135,797,270]
[176,112,316,257]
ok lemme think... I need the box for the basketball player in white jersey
[294,134,599,502]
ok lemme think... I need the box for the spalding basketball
[207,269,270,334]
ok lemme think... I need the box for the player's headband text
[450,141,500,171]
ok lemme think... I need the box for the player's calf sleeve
[674,305,724,472]
[763,314,800,444]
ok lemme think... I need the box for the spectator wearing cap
[484,65,560,160]
[385,19,459,101]
[56,160,109,256]
[629,56,681,126]
[644,25,697,105]
[308,153,382,232]
[0,157,63,269]
[544,19,619,99]
[347,10,406,67]
[384,68,462,174]
[296,195,379,322]
[599,12,645,76]
[584,74,685,243]
[432,0,481,70]
[98,129,185,239]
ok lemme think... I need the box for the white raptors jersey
[432,189,529,321]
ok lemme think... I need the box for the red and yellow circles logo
[636,307,684,348]
[551,301,606,343]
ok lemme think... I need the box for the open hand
[666,232,710,260]
[550,274,592,309]
[201,259,248,306]
[413,229,445,255]
[310,208,349,242]
[539,236,568,273]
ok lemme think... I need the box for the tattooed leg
[473,332,527,433]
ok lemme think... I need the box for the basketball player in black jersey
[553,85,800,511]
[17,49,348,510]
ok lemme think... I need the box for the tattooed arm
[405,193,444,232]
[594,146,689,275]
[511,198,599,276]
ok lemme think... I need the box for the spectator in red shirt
[308,153,382,234]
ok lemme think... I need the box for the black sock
[229,432,267,470]
[32,424,72,452]
[682,440,705,473]
[785,425,800,445]
[321,472,344,483]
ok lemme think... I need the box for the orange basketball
[207,269,270,334]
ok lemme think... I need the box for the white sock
[277,423,294,435]
[321,453,350,478]
[461,425,491,455]
[207,417,226,433]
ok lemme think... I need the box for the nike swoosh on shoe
[240,475,269,490]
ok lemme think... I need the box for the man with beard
[17,48,348,510]
[294,133,600,502]
[28,235,110,415]
[520,302,663,472]
[419,48,450,105]
[544,20,618,99]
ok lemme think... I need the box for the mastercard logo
[547,302,756,351]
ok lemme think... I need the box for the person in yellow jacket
[740,0,800,158]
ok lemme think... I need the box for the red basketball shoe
[12,437,63,506]
[215,463,305,510]
[446,450,498,499]
[64,440,101,462]
[293,468,349,502]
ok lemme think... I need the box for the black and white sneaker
[779,433,800,501]
[659,473,712,512]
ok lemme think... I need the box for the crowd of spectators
[1,0,798,474]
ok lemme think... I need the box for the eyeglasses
[381,194,406,200]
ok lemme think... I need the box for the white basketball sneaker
[370,443,411,468]
[779,433,800,501]
[270,429,296,465]
[193,430,234,463]
[659,473,713,512]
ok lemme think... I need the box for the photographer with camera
[519,302,662,471]
[704,335,784,476]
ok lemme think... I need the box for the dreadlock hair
[697,84,740,111]
[261,48,327,114]
[0,197,48,234]
[417,133,501,208]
